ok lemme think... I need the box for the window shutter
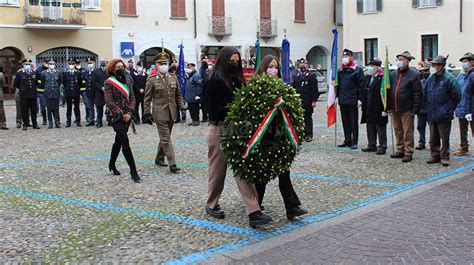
[412,0,419,8]
[436,0,442,5]
[171,0,178,17]
[357,0,363,13]
[260,0,271,19]
[295,0,305,21]
[376,0,382,11]
[212,0,225,16]
[119,0,127,14]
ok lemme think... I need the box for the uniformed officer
[40,59,62,128]
[36,59,48,126]
[14,58,40,131]
[91,58,107,128]
[62,58,82,127]
[292,58,319,142]
[82,57,96,126]
[131,61,147,124]
[143,52,185,173]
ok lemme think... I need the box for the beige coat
[144,72,185,121]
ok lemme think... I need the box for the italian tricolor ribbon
[107,76,130,100]
[242,97,299,159]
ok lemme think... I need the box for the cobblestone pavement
[0,96,473,264]
[226,174,474,264]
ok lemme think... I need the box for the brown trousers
[155,120,176,166]
[206,125,260,215]
[0,101,6,127]
[458,118,473,151]
[429,121,452,160]
[391,111,415,156]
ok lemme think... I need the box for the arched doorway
[306,46,329,77]
[36,47,98,71]
[0,47,24,95]
[139,48,175,69]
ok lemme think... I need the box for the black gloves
[143,114,154,125]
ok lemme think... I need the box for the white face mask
[185,68,193,74]
[68,65,75,70]
[159,65,168,74]
[76,65,81,69]
[49,65,56,70]
[342,58,350,65]
[87,63,94,70]
[208,65,213,70]
[429,67,438,75]
[396,60,405,69]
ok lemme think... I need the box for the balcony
[258,19,277,38]
[23,0,85,29]
[208,16,232,37]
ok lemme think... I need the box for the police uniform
[81,58,96,126]
[14,58,39,130]
[143,52,185,173]
[36,60,48,125]
[62,58,82,127]
[40,60,62,128]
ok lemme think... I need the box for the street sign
[120,42,134,57]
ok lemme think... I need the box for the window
[260,0,271,19]
[84,0,100,9]
[364,38,378,66]
[413,0,442,8]
[171,0,185,18]
[0,0,19,5]
[294,0,305,22]
[333,0,343,25]
[119,0,136,15]
[357,0,382,13]
[422,34,438,61]
[212,0,225,16]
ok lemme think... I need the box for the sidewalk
[208,170,474,264]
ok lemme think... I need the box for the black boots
[109,143,121,175]
[122,147,141,183]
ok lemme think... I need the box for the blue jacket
[424,70,461,123]
[464,71,474,115]
[455,69,474,118]
[184,71,203,103]
[336,64,365,105]
[40,69,62,99]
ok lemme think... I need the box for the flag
[381,47,390,111]
[327,28,339,127]
[255,39,261,69]
[281,38,291,84]
[177,43,186,97]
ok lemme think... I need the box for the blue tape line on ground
[290,173,404,187]
[165,162,474,264]
[0,187,261,236]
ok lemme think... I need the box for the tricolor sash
[107,76,130,100]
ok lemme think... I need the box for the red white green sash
[242,97,299,159]
[107,76,130,100]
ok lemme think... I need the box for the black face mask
[228,62,239,73]
[116,68,125,77]
[170,65,177,72]
[299,66,307,72]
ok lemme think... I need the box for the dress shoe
[249,211,272,227]
[170,165,181,173]
[286,207,308,220]
[48,124,53,129]
[441,159,450,167]
[415,144,426,150]
[192,121,200,126]
[361,147,377,152]
[201,118,208,122]
[0,126,8,130]
[205,205,225,219]
[22,127,27,131]
[76,122,82,127]
[86,121,95,127]
[426,157,440,164]
[66,122,71,128]
[390,152,404,159]
[32,126,40,130]
[42,120,47,125]
[304,136,312,142]
[350,145,358,149]
[402,155,413,163]
[337,143,349,148]
[453,149,469,156]
[96,122,103,128]
[55,124,61,128]
[16,123,21,129]
[155,161,168,167]
[376,147,386,155]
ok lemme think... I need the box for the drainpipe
[193,0,197,39]
[459,0,463,32]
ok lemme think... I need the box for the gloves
[382,112,388,117]
[143,114,154,125]
[466,114,472,121]
[195,96,201,101]
[357,100,362,108]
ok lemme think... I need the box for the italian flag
[327,28,339,127]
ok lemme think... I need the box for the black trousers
[200,102,208,120]
[303,108,313,138]
[366,123,387,149]
[46,98,60,125]
[134,98,144,123]
[66,96,81,123]
[255,171,301,210]
[21,98,37,127]
[340,104,359,146]
[96,104,104,124]
[188,102,200,122]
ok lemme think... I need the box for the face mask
[159,65,168,74]
[100,66,106,71]
[299,66,307,72]
[366,66,375,75]
[169,65,177,71]
[68,65,75,70]
[462,62,470,70]
[429,67,437,75]
[116,68,125,76]
[396,60,404,69]
[185,68,193,74]
[137,67,143,73]
[24,65,32,71]
[342,58,350,65]
[228,62,239,73]
[49,65,56,70]
[150,65,156,70]
[266,67,278,77]
[87,63,94,70]
[76,65,81,69]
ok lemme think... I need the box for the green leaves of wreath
[221,74,305,185]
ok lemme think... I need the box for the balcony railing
[23,0,85,29]
[258,19,277,38]
[208,16,232,36]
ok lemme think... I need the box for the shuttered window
[119,0,136,15]
[294,0,305,22]
[171,0,186,18]
[212,0,225,16]
[260,0,271,19]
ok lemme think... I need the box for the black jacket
[204,77,241,125]
[292,70,319,111]
[131,71,147,101]
[62,69,82,98]
[40,69,62,99]
[361,74,388,125]
[336,65,365,105]
[14,69,38,99]
[81,69,94,97]
[388,67,422,114]
[91,68,107,105]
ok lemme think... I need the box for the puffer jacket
[423,70,461,123]
[388,67,422,114]
[454,69,474,118]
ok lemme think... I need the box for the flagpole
[335,101,338,147]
